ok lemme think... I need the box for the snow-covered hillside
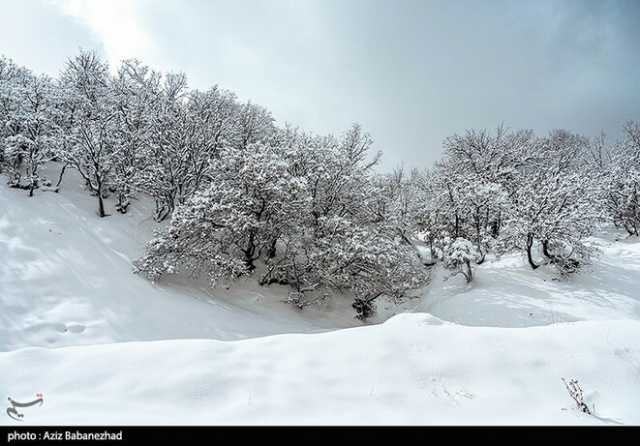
[1,175,639,425]
[0,169,361,353]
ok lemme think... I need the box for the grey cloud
[1,0,638,169]
[0,0,104,76]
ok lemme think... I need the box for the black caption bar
[1,426,636,445]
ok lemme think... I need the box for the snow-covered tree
[442,126,536,196]
[230,101,274,150]
[315,215,428,320]
[427,162,510,263]
[56,50,117,217]
[1,57,67,196]
[2,73,60,195]
[261,126,428,318]
[138,76,243,221]
[110,59,161,213]
[137,123,429,318]
[418,131,516,266]
[417,127,601,275]
[413,169,449,264]
[0,57,19,175]
[605,122,640,236]
[370,167,424,246]
[509,130,600,273]
[262,212,429,320]
[301,124,381,231]
[444,237,476,283]
[135,145,308,282]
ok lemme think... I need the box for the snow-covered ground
[2,317,639,425]
[411,236,640,327]
[1,168,639,424]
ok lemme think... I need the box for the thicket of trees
[1,51,638,318]
[415,127,610,280]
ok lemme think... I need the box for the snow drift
[2,316,639,425]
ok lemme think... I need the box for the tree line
[1,51,638,318]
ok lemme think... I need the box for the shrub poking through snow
[562,378,592,415]
[444,238,476,283]
[284,291,328,310]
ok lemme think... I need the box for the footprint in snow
[66,324,86,334]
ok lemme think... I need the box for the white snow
[409,238,640,327]
[2,317,639,425]
[1,168,639,425]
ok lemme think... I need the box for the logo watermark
[5,394,44,421]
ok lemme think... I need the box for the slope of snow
[407,237,640,327]
[1,168,640,425]
[0,169,357,352]
[2,316,639,425]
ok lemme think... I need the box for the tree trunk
[474,212,485,264]
[624,222,639,237]
[542,239,566,265]
[154,200,166,222]
[96,180,106,218]
[464,260,473,283]
[267,237,278,259]
[55,163,68,192]
[542,240,553,259]
[97,194,106,218]
[243,231,257,271]
[526,233,540,270]
[491,217,501,237]
[28,160,39,197]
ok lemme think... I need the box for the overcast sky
[2,0,639,169]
